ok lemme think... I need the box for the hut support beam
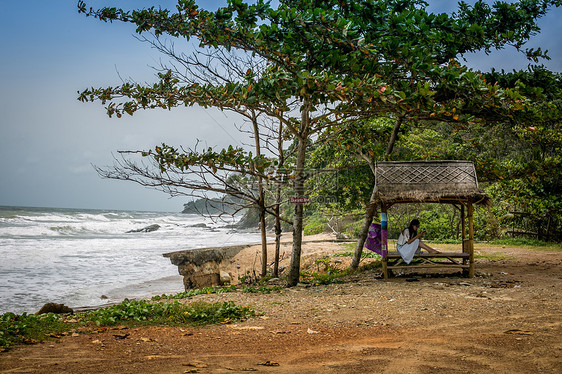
[381,204,389,279]
[467,201,475,278]
[461,203,466,250]
[461,203,468,274]
[350,199,377,270]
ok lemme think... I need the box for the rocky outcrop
[36,303,73,315]
[163,244,255,290]
[127,224,160,233]
[182,196,244,214]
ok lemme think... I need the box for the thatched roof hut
[371,160,490,279]
[373,160,490,206]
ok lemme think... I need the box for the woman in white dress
[396,219,440,264]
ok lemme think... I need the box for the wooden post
[460,202,468,276]
[460,203,466,252]
[467,201,475,278]
[381,204,389,279]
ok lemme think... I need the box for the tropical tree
[78,0,561,284]
[479,67,561,241]
[310,65,562,245]
[89,45,295,278]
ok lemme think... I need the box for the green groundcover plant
[0,299,255,351]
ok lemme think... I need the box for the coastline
[162,233,356,290]
[72,233,353,313]
[0,206,262,315]
[65,234,350,313]
[72,275,186,313]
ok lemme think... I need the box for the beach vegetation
[80,299,254,327]
[152,284,283,301]
[0,312,69,351]
[303,212,328,236]
[152,285,237,300]
[0,299,255,351]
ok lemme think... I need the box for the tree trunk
[259,208,267,277]
[350,188,378,269]
[251,114,268,278]
[273,121,284,277]
[287,149,305,285]
[386,117,403,157]
[287,106,309,287]
[351,116,403,270]
[274,214,282,277]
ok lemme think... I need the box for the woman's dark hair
[408,219,420,239]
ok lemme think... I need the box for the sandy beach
[1,234,561,373]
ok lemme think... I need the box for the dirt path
[1,241,560,373]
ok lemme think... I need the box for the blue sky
[0,1,561,212]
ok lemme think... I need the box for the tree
[479,67,561,241]
[310,65,562,244]
[84,52,298,279]
[78,0,561,284]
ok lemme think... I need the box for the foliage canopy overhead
[78,0,561,127]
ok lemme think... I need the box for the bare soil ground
[1,236,561,373]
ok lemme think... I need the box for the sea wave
[0,209,207,237]
[0,206,258,314]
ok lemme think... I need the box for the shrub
[304,214,328,235]
[81,299,254,326]
[1,299,256,351]
[152,285,237,300]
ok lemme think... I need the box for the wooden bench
[382,251,471,279]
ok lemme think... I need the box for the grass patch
[299,248,383,285]
[152,285,237,300]
[301,270,352,285]
[240,285,283,293]
[80,299,254,327]
[301,256,354,285]
[152,284,282,301]
[335,251,382,259]
[430,239,463,244]
[474,252,515,261]
[0,312,71,351]
[1,298,255,352]
[489,238,562,251]
[338,242,356,251]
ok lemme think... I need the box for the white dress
[396,228,420,264]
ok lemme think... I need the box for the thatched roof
[374,161,490,206]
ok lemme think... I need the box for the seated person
[396,219,439,264]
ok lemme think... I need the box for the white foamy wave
[0,209,210,237]
[22,213,83,223]
[75,213,112,222]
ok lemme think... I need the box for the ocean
[0,206,261,315]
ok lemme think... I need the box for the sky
[0,1,561,212]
